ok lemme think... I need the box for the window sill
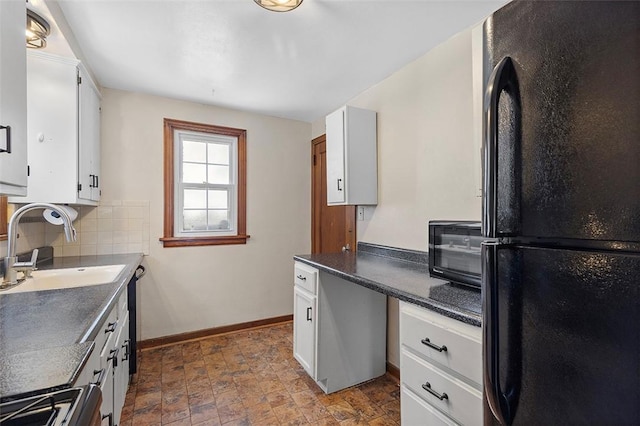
[160,234,250,248]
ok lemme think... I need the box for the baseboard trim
[386,361,400,382]
[139,314,293,350]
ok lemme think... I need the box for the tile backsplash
[44,200,150,257]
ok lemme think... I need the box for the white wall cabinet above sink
[325,105,377,205]
[10,51,101,205]
[0,0,28,196]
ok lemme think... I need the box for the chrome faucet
[2,203,77,288]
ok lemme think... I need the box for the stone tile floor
[120,322,400,425]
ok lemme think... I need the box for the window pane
[183,140,206,163]
[208,190,228,209]
[207,165,230,184]
[183,210,207,231]
[183,163,207,183]
[208,143,230,165]
[208,210,230,230]
[184,189,206,209]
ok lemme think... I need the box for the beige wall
[315,26,483,367]
[100,89,311,340]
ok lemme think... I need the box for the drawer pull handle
[122,339,130,361]
[108,347,120,368]
[422,382,449,401]
[91,368,106,386]
[421,338,447,352]
[105,321,117,334]
[306,307,312,321]
[297,274,306,281]
[102,412,113,426]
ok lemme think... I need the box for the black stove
[0,386,101,426]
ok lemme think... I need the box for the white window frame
[174,129,239,237]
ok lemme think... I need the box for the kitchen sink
[1,264,126,294]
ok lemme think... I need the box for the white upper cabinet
[325,105,377,205]
[11,51,101,205]
[0,0,28,196]
[78,63,101,202]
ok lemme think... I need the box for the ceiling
[43,0,505,123]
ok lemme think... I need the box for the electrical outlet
[357,206,365,221]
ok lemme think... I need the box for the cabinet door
[113,311,129,426]
[293,286,316,378]
[100,356,114,426]
[0,0,27,195]
[78,64,101,202]
[325,108,345,204]
[16,52,78,204]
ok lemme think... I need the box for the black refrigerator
[481,1,639,425]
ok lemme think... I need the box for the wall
[0,215,47,258]
[313,26,482,367]
[100,89,311,340]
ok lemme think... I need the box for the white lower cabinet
[399,301,482,426]
[293,261,386,393]
[75,290,130,426]
[293,285,316,377]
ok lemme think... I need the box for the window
[161,119,248,247]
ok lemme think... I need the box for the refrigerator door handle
[483,241,509,425]
[483,56,515,238]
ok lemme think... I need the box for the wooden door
[312,135,356,254]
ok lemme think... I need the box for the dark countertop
[294,243,482,327]
[0,253,143,401]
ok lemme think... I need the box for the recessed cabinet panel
[326,109,345,204]
[78,63,101,202]
[402,350,482,426]
[401,303,482,385]
[10,51,101,205]
[325,106,377,205]
[293,286,316,378]
[401,385,457,426]
[0,0,27,195]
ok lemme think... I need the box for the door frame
[311,135,356,254]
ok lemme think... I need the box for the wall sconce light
[254,0,304,12]
[26,9,50,49]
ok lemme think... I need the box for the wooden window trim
[160,118,249,247]
[0,196,7,241]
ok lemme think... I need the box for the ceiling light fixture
[26,9,50,49]
[254,0,303,13]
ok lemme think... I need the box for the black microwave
[428,221,482,289]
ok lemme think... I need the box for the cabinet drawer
[294,263,317,295]
[401,350,481,426]
[401,384,457,426]
[400,302,481,385]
